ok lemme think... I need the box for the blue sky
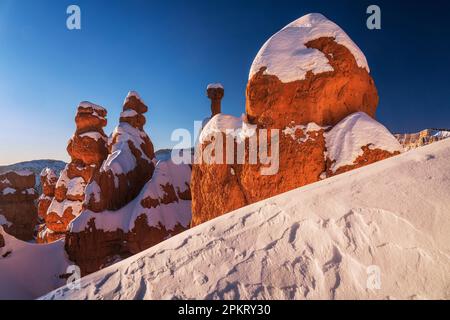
[0,0,449,164]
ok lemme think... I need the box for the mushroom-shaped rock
[246,13,378,128]
[207,83,224,117]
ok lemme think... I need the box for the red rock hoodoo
[0,170,38,241]
[191,13,402,227]
[65,92,192,275]
[37,102,108,243]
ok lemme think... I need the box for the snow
[79,132,107,142]
[66,177,86,198]
[0,227,70,300]
[42,139,450,300]
[85,180,101,203]
[2,187,16,195]
[207,83,224,90]
[249,13,370,83]
[22,188,36,195]
[101,123,152,174]
[40,167,57,180]
[120,109,138,118]
[47,199,83,218]
[433,130,450,139]
[0,215,12,228]
[1,178,10,184]
[283,122,325,143]
[124,91,145,106]
[71,159,191,233]
[325,112,403,173]
[14,169,33,177]
[79,101,106,113]
[199,114,257,144]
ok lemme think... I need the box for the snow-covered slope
[0,226,70,300]
[42,139,450,300]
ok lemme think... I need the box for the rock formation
[37,168,58,220]
[207,83,224,117]
[37,102,108,243]
[191,13,402,227]
[84,91,155,213]
[395,129,450,151]
[0,170,38,241]
[65,92,192,275]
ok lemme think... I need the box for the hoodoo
[191,13,402,227]
[37,102,108,243]
[65,91,192,275]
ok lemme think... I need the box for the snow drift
[43,139,450,300]
[0,226,70,300]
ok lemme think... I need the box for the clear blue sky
[1,0,449,165]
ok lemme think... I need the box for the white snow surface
[207,83,224,90]
[325,112,403,173]
[71,159,191,233]
[199,114,257,144]
[43,139,450,300]
[79,132,107,142]
[249,13,369,83]
[120,109,138,118]
[79,101,106,113]
[66,177,86,198]
[0,227,70,300]
[101,123,152,175]
[0,215,12,228]
[2,187,16,195]
[14,169,34,177]
[283,122,325,143]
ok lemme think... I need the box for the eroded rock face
[37,102,108,243]
[191,14,401,227]
[66,92,192,275]
[0,170,38,241]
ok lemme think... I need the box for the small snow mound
[249,13,369,83]
[199,114,256,144]
[207,83,224,90]
[325,112,403,172]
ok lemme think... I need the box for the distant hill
[0,160,66,192]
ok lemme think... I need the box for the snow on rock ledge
[43,139,450,300]
[249,13,369,83]
[325,112,403,173]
